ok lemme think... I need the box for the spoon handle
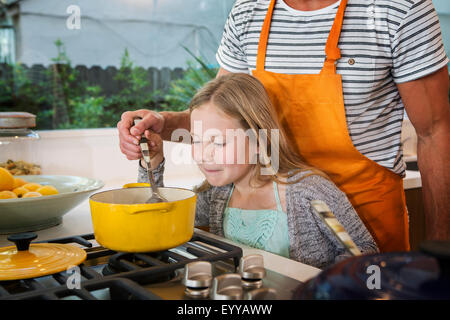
[140,138,159,194]
[133,117,169,204]
[133,118,158,193]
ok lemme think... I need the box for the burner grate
[0,231,243,300]
[1,278,161,300]
[101,233,242,283]
[36,233,96,247]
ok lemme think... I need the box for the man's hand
[116,67,231,160]
[117,109,165,160]
[397,66,450,240]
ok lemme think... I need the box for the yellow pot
[89,186,197,252]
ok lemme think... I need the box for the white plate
[0,175,104,234]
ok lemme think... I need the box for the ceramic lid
[0,233,87,281]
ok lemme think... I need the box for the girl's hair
[189,73,329,192]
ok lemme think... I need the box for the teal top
[223,181,290,258]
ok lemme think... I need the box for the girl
[138,73,378,269]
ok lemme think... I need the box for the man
[117,0,450,252]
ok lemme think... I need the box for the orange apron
[252,0,409,252]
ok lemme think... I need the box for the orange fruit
[13,177,27,189]
[23,183,42,192]
[22,191,42,198]
[36,185,59,196]
[0,190,17,199]
[0,167,14,191]
[13,186,29,198]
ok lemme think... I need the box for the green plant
[1,43,219,129]
[57,86,114,129]
[115,49,149,97]
[104,48,162,118]
[162,47,218,111]
[51,39,88,127]
[0,63,52,128]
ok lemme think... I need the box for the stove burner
[101,251,179,284]
[0,232,252,300]
[102,263,176,284]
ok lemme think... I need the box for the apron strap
[256,0,348,74]
[256,0,277,72]
[321,0,348,75]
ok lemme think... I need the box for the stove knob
[211,273,243,300]
[239,254,266,289]
[245,288,278,300]
[182,261,212,298]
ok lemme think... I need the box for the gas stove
[0,231,304,300]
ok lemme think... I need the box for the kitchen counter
[404,170,422,189]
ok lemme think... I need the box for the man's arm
[158,109,191,142]
[397,66,450,240]
[118,68,233,159]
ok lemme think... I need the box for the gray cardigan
[138,160,378,269]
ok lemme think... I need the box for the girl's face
[190,101,256,187]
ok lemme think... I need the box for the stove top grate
[0,232,243,300]
[0,277,161,300]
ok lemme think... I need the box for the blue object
[223,181,290,258]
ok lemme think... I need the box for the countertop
[403,170,422,189]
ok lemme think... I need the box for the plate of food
[0,169,104,234]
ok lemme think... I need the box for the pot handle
[125,202,175,215]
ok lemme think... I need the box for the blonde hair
[189,73,328,192]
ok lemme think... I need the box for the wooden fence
[0,63,187,129]
[0,63,186,96]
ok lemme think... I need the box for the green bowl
[0,175,104,234]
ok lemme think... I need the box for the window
[0,0,235,130]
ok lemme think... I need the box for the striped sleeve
[216,0,253,73]
[391,0,449,83]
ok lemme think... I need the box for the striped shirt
[216,0,449,176]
